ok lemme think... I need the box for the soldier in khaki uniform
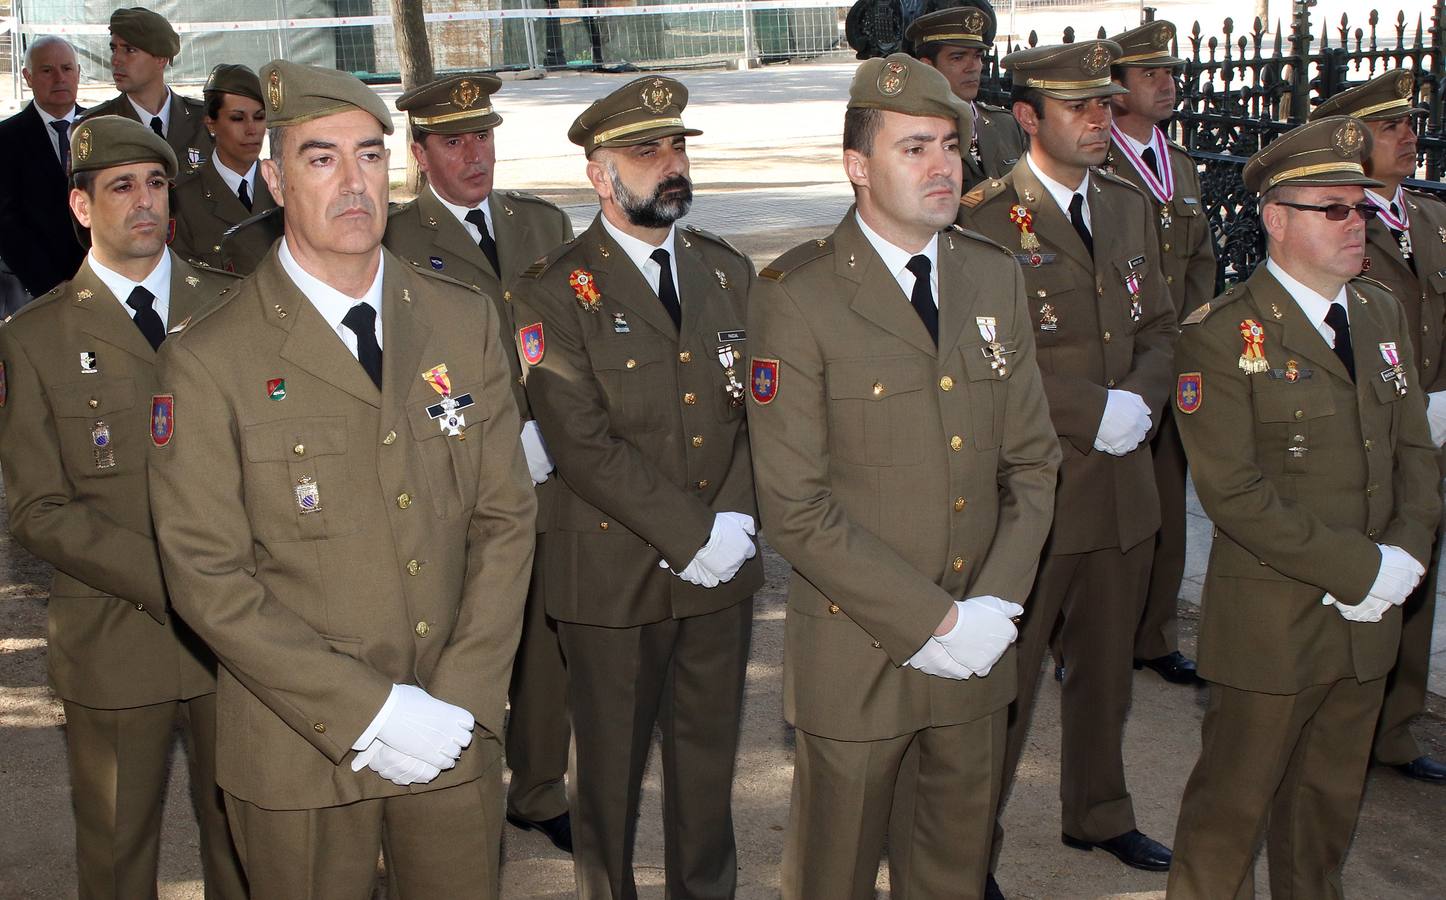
[748,55,1060,900]
[385,72,578,851]
[172,64,281,274]
[147,62,537,899]
[1106,19,1218,685]
[958,40,1178,882]
[0,116,245,900]
[1309,72,1446,784]
[907,3,1025,190]
[1167,116,1440,898]
[82,8,211,176]
[510,76,762,899]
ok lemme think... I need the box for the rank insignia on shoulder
[519,323,545,365]
[267,378,287,401]
[750,357,779,405]
[80,351,99,374]
[167,317,191,335]
[1180,302,1210,325]
[1176,373,1202,414]
[150,394,175,447]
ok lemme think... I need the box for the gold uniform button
[406,559,421,576]
[939,376,955,391]
[827,604,840,614]
[696,480,709,489]
[136,603,145,612]
[1294,434,1305,442]
[952,557,965,572]
[692,435,704,448]
[415,620,429,637]
[383,430,397,445]
[503,290,513,302]
[1166,275,1175,285]
[314,722,326,734]
[599,522,609,530]
[950,435,963,451]
[1364,439,1374,450]
[1096,285,1104,296]
[872,382,885,396]
[397,493,412,509]
[954,497,967,511]
[679,351,692,363]
[1294,410,1305,420]
[625,359,637,369]
[1107,378,1117,387]
[683,392,697,405]
[871,640,882,649]
[1103,331,1112,343]
[1366,484,1378,496]
[88,398,99,409]
[1036,289,1047,298]
[1424,323,1430,332]
[1163,242,1172,252]
[293,443,305,456]
[1368,528,1380,539]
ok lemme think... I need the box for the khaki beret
[1242,116,1384,193]
[1310,70,1424,122]
[396,73,503,134]
[1109,20,1185,68]
[109,7,180,60]
[905,4,997,52]
[70,115,178,179]
[1002,40,1129,100]
[203,64,263,106]
[258,60,394,134]
[568,76,702,155]
[849,53,971,125]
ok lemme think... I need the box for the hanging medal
[422,362,475,437]
[1009,204,1042,267]
[1367,189,1413,260]
[1238,319,1268,374]
[718,343,745,406]
[1379,342,1409,396]
[968,102,983,167]
[1109,123,1175,221]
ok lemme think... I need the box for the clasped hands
[658,511,758,588]
[1322,544,1425,623]
[351,684,475,787]
[905,595,1024,680]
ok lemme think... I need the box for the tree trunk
[391,0,435,195]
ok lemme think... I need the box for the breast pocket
[589,339,673,434]
[960,342,1012,450]
[1254,387,1335,475]
[50,378,138,478]
[826,358,926,466]
[241,416,356,541]
[406,382,487,520]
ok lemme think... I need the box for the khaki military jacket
[747,213,1060,741]
[1105,136,1217,320]
[148,247,537,810]
[959,162,1176,553]
[964,102,1026,190]
[1361,189,1446,394]
[511,215,763,627]
[171,158,279,274]
[82,90,212,175]
[0,252,236,708]
[1175,268,1439,693]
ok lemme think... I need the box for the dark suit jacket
[0,102,86,298]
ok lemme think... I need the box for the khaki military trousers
[505,559,571,821]
[782,709,1007,900]
[1136,409,1189,660]
[1167,676,1385,900]
[558,598,752,900]
[224,771,502,900]
[1373,518,1441,764]
[63,693,245,900]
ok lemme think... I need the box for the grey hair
[25,35,76,69]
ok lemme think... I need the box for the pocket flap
[243,416,348,462]
[826,358,925,400]
[50,378,136,418]
[589,339,671,371]
[1255,388,1335,423]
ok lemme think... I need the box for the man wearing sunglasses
[1168,116,1439,897]
[1310,71,1446,786]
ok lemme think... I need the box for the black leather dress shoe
[506,811,573,854]
[1062,829,1172,871]
[1133,650,1202,685]
[1392,755,1446,783]
[984,873,1005,900]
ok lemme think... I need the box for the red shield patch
[166,218,176,245]
[1176,373,1202,415]
[519,323,545,366]
[150,394,175,447]
[750,358,779,405]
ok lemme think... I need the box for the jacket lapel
[166,250,209,327]
[676,230,721,346]
[424,191,494,280]
[490,192,534,282]
[936,229,982,359]
[264,255,384,408]
[1013,164,1093,271]
[73,260,158,363]
[24,103,66,183]
[1253,268,1353,385]
[1365,218,1411,277]
[835,213,936,356]
[379,255,433,428]
[582,216,678,339]
[202,160,251,221]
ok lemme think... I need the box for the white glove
[934,595,1025,677]
[351,739,443,786]
[658,512,757,586]
[1369,544,1426,606]
[366,684,474,770]
[519,420,554,484]
[1428,392,1446,448]
[1093,390,1151,455]
[1322,592,1393,623]
[904,636,973,680]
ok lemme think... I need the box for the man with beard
[147,62,536,897]
[385,72,578,852]
[958,41,1178,888]
[509,76,762,899]
[0,115,245,900]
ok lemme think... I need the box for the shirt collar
[90,249,170,315]
[854,211,939,294]
[128,89,171,132]
[212,157,257,197]
[1026,153,1091,222]
[599,212,676,276]
[431,184,491,233]
[277,238,385,341]
[1365,185,1407,211]
[1266,257,1347,334]
[1116,126,1155,158]
[35,103,79,126]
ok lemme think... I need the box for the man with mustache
[957,40,1178,889]
[384,72,578,852]
[1309,72,1446,784]
[0,115,244,900]
[147,61,537,898]
[1167,115,1438,898]
[510,76,761,899]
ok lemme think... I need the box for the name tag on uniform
[718,329,745,342]
[1128,255,1147,270]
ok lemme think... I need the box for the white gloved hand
[666,556,721,588]
[1428,392,1446,448]
[1369,544,1427,606]
[369,684,474,770]
[1093,390,1152,456]
[351,739,443,786]
[519,420,554,484]
[933,595,1025,677]
[658,513,757,586]
[1322,592,1393,623]
[904,636,973,680]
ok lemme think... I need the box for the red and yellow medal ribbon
[570,268,601,311]
[423,363,452,397]
[1009,204,1042,252]
[1238,319,1268,374]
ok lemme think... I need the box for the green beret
[396,73,503,135]
[70,115,178,179]
[1310,70,1424,122]
[258,59,394,135]
[109,7,180,60]
[203,64,263,106]
[568,76,702,156]
[906,4,996,52]
[1109,20,1186,68]
[1002,40,1128,100]
[1242,116,1384,193]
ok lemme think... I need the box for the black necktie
[51,120,71,171]
[1325,301,1355,381]
[1141,146,1161,179]
[650,248,682,329]
[341,302,383,389]
[149,115,164,138]
[1069,192,1094,257]
[238,178,252,211]
[463,209,501,276]
[126,286,165,351]
[905,254,938,345]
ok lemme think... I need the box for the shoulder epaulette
[504,189,561,209]
[1093,167,1144,193]
[760,237,833,282]
[961,186,987,209]
[1351,274,1393,294]
[520,238,583,281]
[387,198,419,218]
[977,101,1010,114]
[683,224,746,260]
[186,260,243,280]
[1181,284,1245,325]
[406,262,483,294]
[947,223,1012,256]
[222,205,283,240]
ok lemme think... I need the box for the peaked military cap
[849,52,970,123]
[396,73,503,134]
[203,64,263,105]
[905,4,996,52]
[70,115,178,179]
[1003,40,1129,100]
[1243,116,1383,192]
[1310,70,1424,122]
[258,60,394,134]
[1109,20,1186,68]
[109,7,180,60]
[568,76,702,155]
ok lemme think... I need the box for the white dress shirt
[128,90,172,136]
[855,211,940,305]
[277,238,386,357]
[1265,257,1349,348]
[213,157,259,203]
[431,186,494,246]
[1026,153,1093,232]
[35,103,80,164]
[600,213,680,301]
[91,249,172,326]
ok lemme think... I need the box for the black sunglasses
[1272,200,1380,222]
